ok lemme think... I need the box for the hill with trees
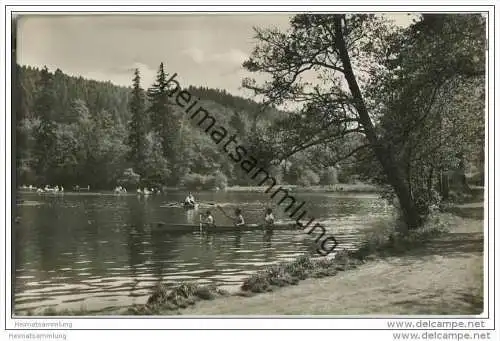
[14,63,339,190]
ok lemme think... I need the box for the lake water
[13,190,393,315]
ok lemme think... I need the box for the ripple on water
[107,267,129,271]
[171,269,215,275]
[77,273,92,276]
[175,263,201,267]
[221,261,274,267]
[74,260,92,264]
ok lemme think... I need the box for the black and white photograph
[3,2,496,340]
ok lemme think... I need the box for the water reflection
[14,191,392,314]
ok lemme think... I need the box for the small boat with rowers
[154,221,301,233]
[160,192,201,210]
[162,202,224,210]
[155,206,298,233]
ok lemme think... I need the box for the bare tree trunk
[406,147,413,200]
[334,16,422,230]
[457,154,471,193]
[440,170,450,200]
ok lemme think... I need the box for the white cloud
[181,47,248,66]
[209,48,248,65]
[85,62,157,88]
[181,47,205,64]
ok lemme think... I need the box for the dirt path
[182,217,483,315]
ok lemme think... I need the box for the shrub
[180,173,206,190]
[297,169,320,187]
[181,171,228,190]
[319,166,339,185]
[206,170,228,190]
[142,282,229,313]
[413,188,442,216]
[118,168,140,188]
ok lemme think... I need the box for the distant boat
[114,186,127,194]
[136,188,152,196]
[73,185,90,192]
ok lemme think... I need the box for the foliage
[141,133,171,188]
[296,169,321,187]
[129,282,229,315]
[180,173,206,190]
[212,170,228,190]
[373,14,486,208]
[242,14,485,228]
[15,13,484,196]
[14,64,302,189]
[180,171,228,190]
[319,166,339,185]
[147,62,182,184]
[126,68,148,176]
[355,212,453,258]
[240,253,363,293]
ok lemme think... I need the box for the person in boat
[216,205,245,226]
[234,208,245,226]
[202,210,215,227]
[264,208,274,227]
[184,192,196,206]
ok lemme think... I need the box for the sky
[16,13,416,98]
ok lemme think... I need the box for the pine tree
[34,66,56,120]
[32,66,57,184]
[147,62,180,183]
[126,68,148,177]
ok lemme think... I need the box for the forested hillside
[13,64,336,190]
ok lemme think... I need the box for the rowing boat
[160,202,233,210]
[154,222,302,233]
[161,202,200,209]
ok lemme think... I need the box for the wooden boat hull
[154,222,302,233]
[161,202,200,209]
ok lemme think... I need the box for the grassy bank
[225,183,380,193]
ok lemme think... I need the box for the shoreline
[224,184,380,193]
[17,183,381,195]
[23,209,484,316]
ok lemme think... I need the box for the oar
[216,205,232,220]
[163,201,180,206]
[199,214,203,233]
